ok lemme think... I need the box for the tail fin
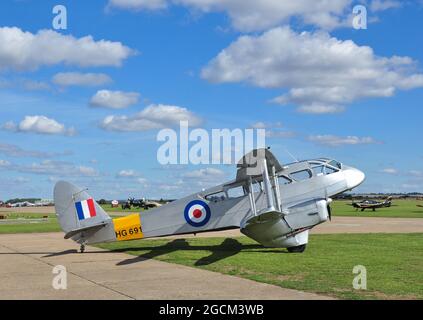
[54,181,116,244]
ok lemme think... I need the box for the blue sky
[0,0,423,200]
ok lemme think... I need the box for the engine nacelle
[240,199,329,248]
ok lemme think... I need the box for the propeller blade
[327,204,332,221]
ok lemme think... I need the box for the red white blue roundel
[184,200,211,227]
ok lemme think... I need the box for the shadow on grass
[114,238,287,266]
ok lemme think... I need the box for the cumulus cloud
[308,135,380,147]
[101,104,203,131]
[250,121,294,138]
[0,27,134,71]
[0,159,10,167]
[107,0,168,11]
[182,167,225,179]
[380,168,398,174]
[0,143,67,158]
[202,27,423,114]
[90,90,140,109]
[107,0,354,31]
[2,116,76,136]
[52,72,112,87]
[0,160,99,177]
[117,169,139,178]
[370,0,402,12]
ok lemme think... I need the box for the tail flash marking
[75,198,97,220]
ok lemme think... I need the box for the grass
[332,199,423,218]
[97,233,423,300]
[100,204,144,213]
[0,215,61,234]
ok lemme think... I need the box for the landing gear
[287,244,306,253]
[80,244,85,253]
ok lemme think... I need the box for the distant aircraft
[140,198,163,210]
[54,148,365,253]
[349,196,392,211]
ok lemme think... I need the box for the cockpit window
[290,169,312,181]
[327,166,338,174]
[328,160,342,169]
[205,191,226,202]
[278,175,292,185]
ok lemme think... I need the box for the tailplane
[54,181,116,245]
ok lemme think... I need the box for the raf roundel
[184,200,211,227]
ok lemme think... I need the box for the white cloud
[251,121,282,129]
[90,90,140,109]
[308,135,380,147]
[370,0,402,12]
[408,170,423,177]
[21,79,51,91]
[202,27,423,114]
[380,168,398,174]
[52,72,112,87]
[250,121,294,138]
[0,27,134,71]
[101,104,203,131]
[107,0,168,11]
[107,0,353,31]
[117,169,139,177]
[0,159,10,167]
[0,160,99,177]
[182,167,225,179]
[0,143,63,158]
[2,115,76,136]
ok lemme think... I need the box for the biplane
[54,148,365,253]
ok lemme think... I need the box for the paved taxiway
[0,232,333,300]
[1,217,422,300]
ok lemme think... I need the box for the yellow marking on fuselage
[112,213,143,241]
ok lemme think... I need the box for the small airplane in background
[54,148,365,253]
[349,196,392,212]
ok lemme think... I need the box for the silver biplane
[54,148,365,253]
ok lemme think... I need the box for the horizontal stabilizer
[64,222,108,239]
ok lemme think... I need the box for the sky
[0,0,423,200]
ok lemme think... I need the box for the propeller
[327,202,332,221]
[324,188,333,221]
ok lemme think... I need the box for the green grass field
[0,214,61,234]
[100,204,143,213]
[97,233,423,300]
[332,199,423,218]
[0,199,422,234]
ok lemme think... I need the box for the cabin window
[290,169,312,181]
[278,175,292,185]
[205,191,226,202]
[227,186,245,199]
[312,165,325,176]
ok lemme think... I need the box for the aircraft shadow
[115,238,274,266]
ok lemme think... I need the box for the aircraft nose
[344,167,366,189]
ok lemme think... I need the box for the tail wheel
[287,244,306,253]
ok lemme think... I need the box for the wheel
[80,244,85,253]
[287,244,306,253]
